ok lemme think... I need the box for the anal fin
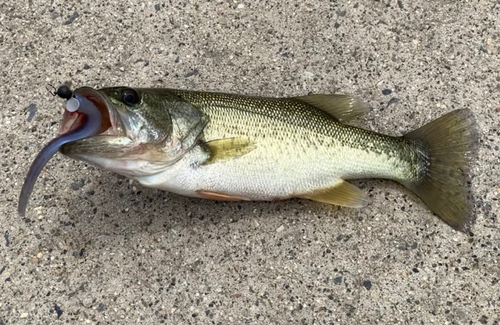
[297,180,368,208]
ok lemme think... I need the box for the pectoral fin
[293,94,368,122]
[298,180,368,208]
[203,137,256,165]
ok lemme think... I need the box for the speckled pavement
[1,1,499,324]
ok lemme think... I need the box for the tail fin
[403,109,477,233]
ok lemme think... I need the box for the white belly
[133,144,344,200]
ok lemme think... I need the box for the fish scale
[169,89,419,182]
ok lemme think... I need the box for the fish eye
[56,85,73,99]
[121,88,140,106]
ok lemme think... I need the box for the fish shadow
[44,172,421,254]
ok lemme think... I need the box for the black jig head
[48,84,73,100]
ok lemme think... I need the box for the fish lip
[93,88,125,137]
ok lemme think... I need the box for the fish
[20,86,477,232]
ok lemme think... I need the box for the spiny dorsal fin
[203,137,256,165]
[297,180,368,208]
[293,94,368,122]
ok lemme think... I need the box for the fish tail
[403,109,478,233]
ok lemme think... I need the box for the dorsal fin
[293,94,368,122]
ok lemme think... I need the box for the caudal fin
[403,109,477,233]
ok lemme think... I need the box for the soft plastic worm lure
[18,87,102,216]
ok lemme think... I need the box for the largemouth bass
[20,87,477,232]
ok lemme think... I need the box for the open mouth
[59,88,123,138]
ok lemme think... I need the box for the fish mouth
[60,87,124,138]
[59,87,158,167]
[59,87,136,160]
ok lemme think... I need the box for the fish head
[59,87,206,177]
[99,87,173,143]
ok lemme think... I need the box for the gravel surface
[1,1,499,324]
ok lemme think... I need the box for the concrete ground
[1,0,499,324]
